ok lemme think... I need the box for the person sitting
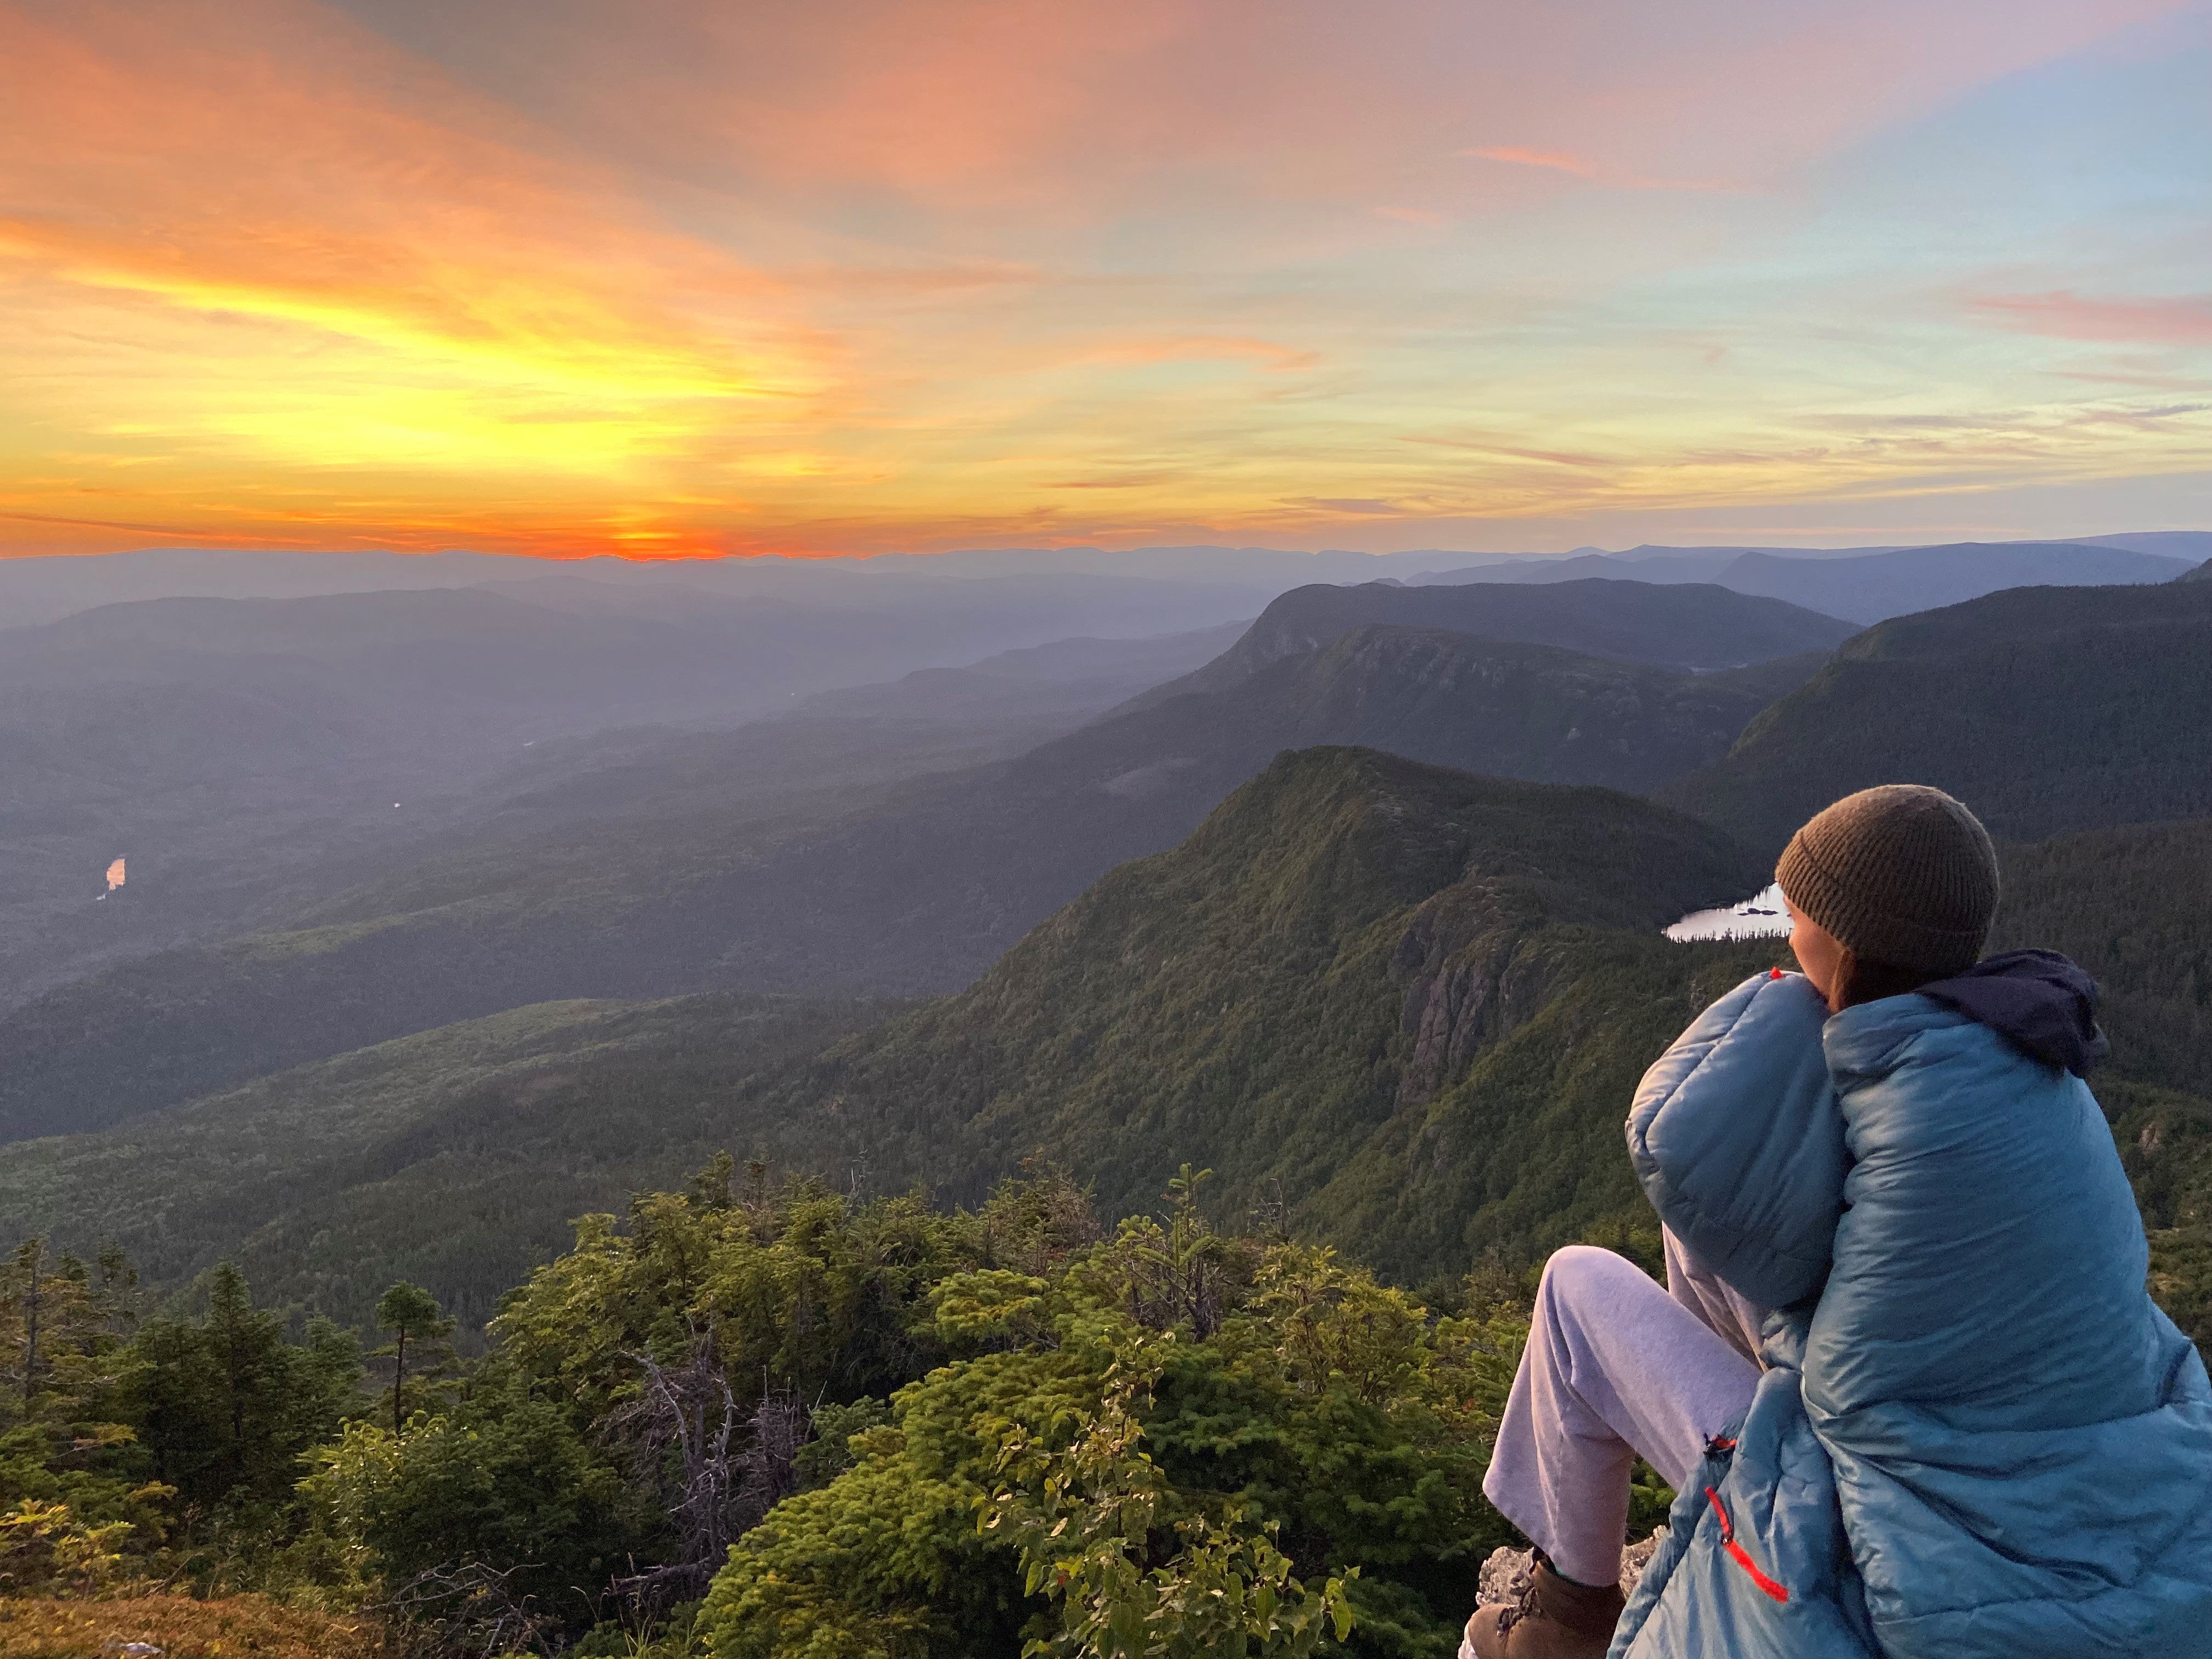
[1465,784,2212,1659]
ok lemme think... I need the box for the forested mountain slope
[0,627,1820,1142]
[706,748,1780,1285]
[1665,582,2212,855]
[718,751,2212,1291]
[1989,816,2212,1345]
[0,992,888,1331]
[7,762,2208,1351]
[0,748,1775,1323]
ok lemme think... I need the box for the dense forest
[1989,817,2212,1347]
[1,1165,1560,1657]
[7,1116,2198,1657]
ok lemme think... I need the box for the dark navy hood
[1918,949,2109,1076]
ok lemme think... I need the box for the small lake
[1665,882,1793,943]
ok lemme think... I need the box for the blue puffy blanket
[1612,968,2212,1659]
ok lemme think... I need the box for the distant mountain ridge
[1419,539,2191,622]
[2084,532,2212,562]
[0,545,1299,629]
[792,620,1249,725]
[7,535,2199,628]
[1665,580,2212,854]
[0,582,1272,1009]
[1709,541,2189,623]
[1142,577,1854,706]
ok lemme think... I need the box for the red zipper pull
[1703,1487,1791,1605]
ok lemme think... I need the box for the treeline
[1993,820,2212,1094]
[0,1238,461,1603]
[1990,819,2212,1347]
[2,1162,1561,1658]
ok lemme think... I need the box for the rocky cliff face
[1392,881,1558,1110]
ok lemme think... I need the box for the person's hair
[1829,948,1942,1013]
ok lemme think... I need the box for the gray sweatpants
[1479,1237,1764,1586]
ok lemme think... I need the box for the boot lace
[1493,1555,1542,1636]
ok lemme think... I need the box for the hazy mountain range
[1418,537,2203,622]
[0,577,1844,1139]
[2,533,2208,1356]
[8,533,2203,627]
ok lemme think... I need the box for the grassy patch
[0,1594,381,1659]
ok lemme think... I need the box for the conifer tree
[127,1262,363,1514]
[374,1282,456,1434]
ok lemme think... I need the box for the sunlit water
[1664,882,1793,943]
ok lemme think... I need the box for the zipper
[1702,1485,1791,1605]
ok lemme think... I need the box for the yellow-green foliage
[981,1325,1356,1659]
[701,1222,1526,1659]
[0,1502,133,1598]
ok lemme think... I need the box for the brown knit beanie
[1775,785,1999,976]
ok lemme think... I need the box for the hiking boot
[1465,1554,1627,1659]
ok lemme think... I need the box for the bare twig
[603,1328,810,1612]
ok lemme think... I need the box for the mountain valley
[7,539,2211,1659]
[0,582,1841,1140]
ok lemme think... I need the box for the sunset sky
[3,0,2208,561]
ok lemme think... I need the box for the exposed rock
[1475,1527,1671,1606]
[1391,883,1553,1109]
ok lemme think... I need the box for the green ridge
[1666,581,2212,854]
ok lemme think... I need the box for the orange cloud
[0,0,844,558]
[1,0,2203,561]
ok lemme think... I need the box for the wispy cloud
[1,0,2205,559]
[1459,146,1598,179]
[1969,290,2212,345]
[1290,497,1402,515]
[1084,336,1322,373]
[1374,206,1450,228]
[1402,435,1615,469]
[1457,145,1737,192]
[1049,472,1181,490]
